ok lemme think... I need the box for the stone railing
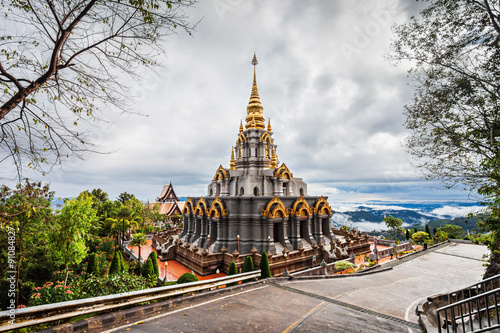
[290,258,356,277]
[369,241,413,260]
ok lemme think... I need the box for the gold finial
[230,147,236,170]
[267,118,272,132]
[245,53,266,130]
[239,120,243,133]
[270,146,277,169]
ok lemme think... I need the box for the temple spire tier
[245,53,266,130]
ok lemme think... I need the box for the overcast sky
[5,0,481,203]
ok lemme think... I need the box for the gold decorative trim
[213,165,229,181]
[292,196,312,217]
[183,197,194,214]
[209,196,228,218]
[236,133,247,144]
[273,163,293,179]
[262,195,289,218]
[194,197,208,216]
[314,196,333,215]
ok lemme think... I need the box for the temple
[151,182,184,216]
[153,54,370,275]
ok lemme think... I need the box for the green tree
[242,256,255,273]
[147,251,159,279]
[51,192,96,286]
[438,225,464,239]
[405,229,410,241]
[259,251,271,279]
[425,224,431,238]
[0,1,197,178]
[109,252,121,275]
[412,231,430,245]
[86,253,99,276]
[0,180,54,304]
[383,215,403,237]
[130,233,147,267]
[177,272,198,284]
[434,230,449,243]
[142,257,155,280]
[228,261,237,276]
[390,0,500,277]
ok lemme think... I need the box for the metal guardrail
[0,270,261,332]
[437,287,500,333]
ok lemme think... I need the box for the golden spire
[239,120,243,133]
[270,146,277,169]
[267,118,272,132]
[230,147,236,170]
[245,53,266,130]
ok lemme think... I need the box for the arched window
[300,188,304,196]
[253,187,259,196]
[216,183,221,196]
[209,188,213,196]
[283,183,288,196]
[239,187,245,196]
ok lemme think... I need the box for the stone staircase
[300,238,312,250]
[274,242,285,255]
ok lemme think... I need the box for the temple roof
[149,202,185,216]
[157,182,180,203]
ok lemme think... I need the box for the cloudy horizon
[1,1,480,204]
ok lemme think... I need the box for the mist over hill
[330,201,483,232]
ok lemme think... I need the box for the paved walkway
[128,240,225,281]
[104,242,488,333]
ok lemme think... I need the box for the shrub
[117,251,125,273]
[74,273,152,299]
[142,258,155,279]
[334,261,355,272]
[128,260,141,275]
[96,237,115,259]
[28,281,76,306]
[148,251,159,278]
[228,261,237,276]
[434,231,448,243]
[242,256,254,273]
[86,253,99,276]
[109,252,121,275]
[259,251,271,279]
[177,272,199,284]
[412,231,430,244]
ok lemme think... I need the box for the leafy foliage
[142,257,155,280]
[242,256,254,273]
[228,262,237,276]
[334,261,355,272]
[86,253,99,276]
[109,252,122,275]
[0,0,197,178]
[390,0,500,191]
[437,224,464,239]
[147,251,159,279]
[412,231,430,244]
[259,251,271,279]
[177,272,199,284]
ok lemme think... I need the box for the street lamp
[237,234,240,252]
[164,261,168,282]
[283,252,289,277]
[207,235,210,254]
[216,268,220,279]
[268,235,271,253]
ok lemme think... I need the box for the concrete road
[108,285,414,333]
[278,242,488,324]
[104,242,488,333]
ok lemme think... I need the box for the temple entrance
[300,219,308,240]
[216,184,221,196]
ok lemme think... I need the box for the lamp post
[268,235,271,253]
[283,252,289,277]
[216,269,220,279]
[237,234,240,252]
[207,235,210,254]
[164,261,168,282]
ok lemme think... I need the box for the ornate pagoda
[153,54,367,275]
